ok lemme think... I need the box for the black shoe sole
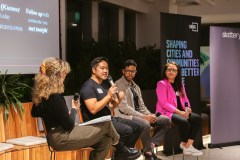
[114,152,141,160]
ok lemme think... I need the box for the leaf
[0,70,30,120]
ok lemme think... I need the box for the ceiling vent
[139,0,155,3]
[175,0,201,6]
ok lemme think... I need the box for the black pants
[112,117,143,147]
[172,112,201,143]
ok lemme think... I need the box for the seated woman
[155,62,202,156]
[31,57,119,160]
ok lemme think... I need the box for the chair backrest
[77,109,84,123]
[41,118,48,136]
[141,90,157,113]
[64,95,81,123]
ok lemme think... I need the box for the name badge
[97,88,103,93]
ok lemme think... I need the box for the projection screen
[0,0,60,74]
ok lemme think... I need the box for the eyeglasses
[166,68,178,73]
[124,69,137,74]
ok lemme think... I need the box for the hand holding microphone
[72,93,80,110]
[185,102,192,113]
[155,112,161,117]
[185,102,188,113]
[144,112,160,123]
[184,102,191,119]
[107,75,120,99]
[74,93,80,102]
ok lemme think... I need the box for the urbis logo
[189,22,198,32]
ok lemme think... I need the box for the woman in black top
[31,57,119,160]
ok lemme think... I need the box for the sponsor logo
[222,31,240,40]
[189,22,198,32]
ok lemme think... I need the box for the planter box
[0,103,42,142]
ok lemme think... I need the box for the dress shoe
[144,151,161,160]
[114,142,141,160]
[151,150,161,160]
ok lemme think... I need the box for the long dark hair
[162,62,184,97]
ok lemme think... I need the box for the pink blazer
[155,78,190,119]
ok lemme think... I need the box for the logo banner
[210,26,240,147]
[160,12,201,115]
[160,12,202,153]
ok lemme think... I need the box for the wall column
[92,1,99,41]
[118,8,124,41]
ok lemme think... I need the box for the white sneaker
[183,145,203,156]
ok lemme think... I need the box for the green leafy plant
[0,70,31,120]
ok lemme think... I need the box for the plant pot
[0,107,5,142]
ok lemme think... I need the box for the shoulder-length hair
[162,61,185,97]
[32,57,70,105]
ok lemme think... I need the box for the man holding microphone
[79,57,142,160]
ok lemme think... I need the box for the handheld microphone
[150,112,161,126]
[156,112,161,117]
[73,93,80,102]
[107,75,119,99]
[107,75,115,86]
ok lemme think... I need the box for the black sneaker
[144,150,161,160]
[114,143,141,160]
[151,149,161,160]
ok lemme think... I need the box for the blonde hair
[32,57,70,105]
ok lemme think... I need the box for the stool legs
[172,137,175,160]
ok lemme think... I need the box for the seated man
[79,57,142,160]
[115,59,171,160]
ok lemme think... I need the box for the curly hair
[32,57,70,105]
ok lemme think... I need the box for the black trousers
[112,117,142,147]
[172,112,201,143]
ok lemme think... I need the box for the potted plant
[0,70,31,120]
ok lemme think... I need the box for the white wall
[136,0,169,48]
[60,0,66,60]
[136,0,240,48]
[101,0,170,48]
[175,0,240,23]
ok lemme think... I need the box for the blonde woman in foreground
[31,57,119,160]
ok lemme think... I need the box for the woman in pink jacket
[156,62,202,156]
